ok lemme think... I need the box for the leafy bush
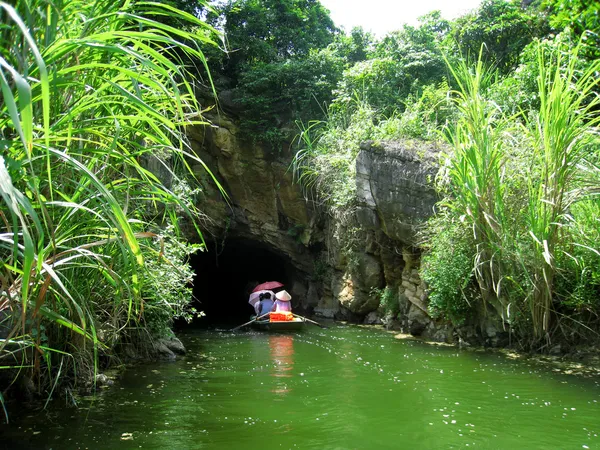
[421,213,475,324]
[449,0,551,74]
[332,58,407,117]
[378,287,399,319]
[234,48,345,148]
[141,226,204,337]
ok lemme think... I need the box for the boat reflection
[269,334,294,395]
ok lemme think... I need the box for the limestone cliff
[187,114,459,342]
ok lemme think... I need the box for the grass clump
[424,39,600,348]
[0,0,221,411]
[421,213,475,325]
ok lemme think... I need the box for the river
[2,323,599,449]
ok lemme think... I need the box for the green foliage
[234,48,345,148]
[380,82,455,140]
[449,0,551,74]
[293,78,455,212]
[208,0,337,78]
[543,0,600,59]
[142,226,204,337]
[555,200,600,310]
[294,98,376,209]
[377,287,399,319]
[421,213,475,324]
[311,257,331,282]
[374,10,449,83]
[0,0,219,400]
[522,39,600,339]
[203,1,343,147]
[333,58,405,117]
[333,13,449,117]
[440,48,511,321]
[425,36,600,346]
[485,32,587,117]
[330,27,376,64]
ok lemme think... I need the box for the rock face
[187,115,315,275]
[355,140,440,244]
[187,116,489,344]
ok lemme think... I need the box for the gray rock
[158,337,186,356]
[95,373,114,387]
[364,311,382,325]
[407,304,430,336]
[153,342,176,361]
[313,307,337,319]
[355,140,442,244]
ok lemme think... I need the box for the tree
[331,26,376,64]
[234,48,344,147]
[449,0,550,74]
[332,12,450,116]
[209,0,337,80]
[542,0,600,59]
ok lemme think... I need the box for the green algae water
[3,324,600,449]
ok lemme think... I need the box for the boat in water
[251,316,305,331]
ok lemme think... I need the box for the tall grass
[436,40,600,347]
[441,50,510,321]
[524,43,600,341]
[0,0,220,407]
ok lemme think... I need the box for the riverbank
[385,326,600,379]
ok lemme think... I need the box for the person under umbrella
[257,291,275,318]
[248,289,273,314]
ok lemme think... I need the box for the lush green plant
[310,257,331,283]
[426,37,600,346]
[330,27,376,64]
[542,0,600,59]
[293,97,376,209]
[0,0,219,403]
[207,0,337,79]
[375,82,455,141]
[521,40,600,340]
[234,47,345,148]
[141,225,204,337]
[440,48,511,321]
[449,0,550,74]
[377,286,399,319]
[421,213,475,324]
[333,13,450,118]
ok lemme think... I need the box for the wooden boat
[251,317,305,331]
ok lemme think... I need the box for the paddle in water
[293,313,327,329]
[230,312,270,331]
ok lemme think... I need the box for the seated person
[272,290,292,313]
[257,292,274,318]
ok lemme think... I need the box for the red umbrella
[252,281,284,293]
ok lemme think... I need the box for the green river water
[2,323,600,449]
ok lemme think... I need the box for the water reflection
[269,334,294,395]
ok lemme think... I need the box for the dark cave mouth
[188,238,295,325]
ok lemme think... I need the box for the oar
[231,312,270,332]
[293,314,327,329]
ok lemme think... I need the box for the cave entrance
[188,238,293,326]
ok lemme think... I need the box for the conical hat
[275,290,291,301]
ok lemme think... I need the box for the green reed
[0,0,221,406]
